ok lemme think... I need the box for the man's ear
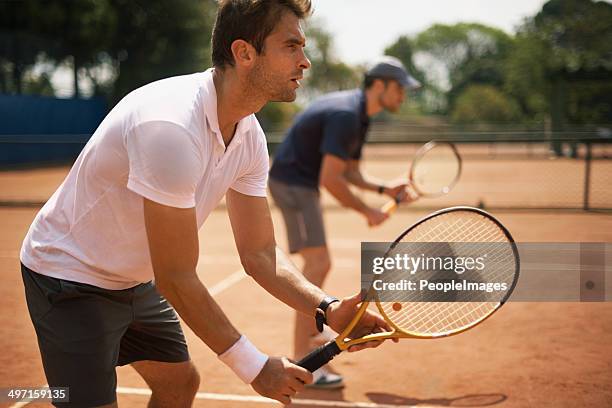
[231,39,257,68]
[372,78,386,93]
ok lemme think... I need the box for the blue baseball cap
[366,56,421,89]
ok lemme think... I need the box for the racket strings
[380,211,517,336]
[412,145,461,196]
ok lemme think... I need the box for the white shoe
[305,366,345,390]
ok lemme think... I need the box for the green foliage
[503,33,550,122]
[4,0,609,127]
[533,0,612,72]
[256,102,302,132]
[414,23,515,114]
[505,0,612,124]
[302,21,361,97]
[384,36,429,115]
[108,0,216,103]
[0,0,216,103]
[0,0,60,94]
[384,35,425,85]
[451,85,521,124]
[23,72,55,97]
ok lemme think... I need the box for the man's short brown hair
[212,0,312,69]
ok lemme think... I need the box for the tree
[451,85,521,124]
[503,34,550,123]
[414,23,515,113]
[107,0,216,103]
[384,35,425,85]
[302,21,361,98]
[256,102,301,133]
[256,20,364,131]
[505,0,612,126]
[384,35,431,113]
[0,0,216,102]
[0,0,59,94]
[32,0,116,98]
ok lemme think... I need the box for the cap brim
[402,75,421,90]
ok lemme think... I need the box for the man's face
[248,11,311,102]
[379,80,406,113]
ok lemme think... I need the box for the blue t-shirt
[269,89,369,189]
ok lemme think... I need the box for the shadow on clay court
[366,392,507,406]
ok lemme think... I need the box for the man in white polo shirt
[20,1,392,407]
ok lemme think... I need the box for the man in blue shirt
[269,56,420,388]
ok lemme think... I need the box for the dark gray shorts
[21,263,189,408]
[268,177,326,253]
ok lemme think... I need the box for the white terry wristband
[218,335,269,384]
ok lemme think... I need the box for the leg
[118,282,194,406]
[131,360,200,408]
[269,180,342,387]
[294,245,332,359]
[21,264,133,407]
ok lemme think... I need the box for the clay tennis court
[1,144,611,407]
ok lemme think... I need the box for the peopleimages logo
[371,253,487,275]
[362,242,518,302]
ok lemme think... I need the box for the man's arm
[319,154,387,226]
[226,189,327,315]
[344,159,386,193]
[143,198,311,402]
[226,189,396,351]
[143,198,242,354]
[344,159,410,201]
[320,154,368,212]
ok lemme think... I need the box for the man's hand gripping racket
[382,141,462,215]
[298,206,520,372]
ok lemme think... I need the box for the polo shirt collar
[201,68,250,150]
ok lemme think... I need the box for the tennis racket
[297,206,519,372]
[382,141,462,214]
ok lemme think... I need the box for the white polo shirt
[20,69,269,289]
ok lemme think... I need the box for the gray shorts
[269,177,326,253]
[21,263,189,407]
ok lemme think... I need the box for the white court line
[7,259,362,408]
[116,386,420,407]
[6,401,33,408]
[208,268,247,296]
[6,268,248,408]
[6,384,48,408]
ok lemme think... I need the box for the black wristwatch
[315,295,340,333]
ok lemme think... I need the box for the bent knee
[151,361,200,396]
[183,362,201,394]
[302,252,332,284]
[305,254,331,270]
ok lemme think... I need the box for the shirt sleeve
[320,111,360,160]
[126,120,203,208]
[230,131,270,197]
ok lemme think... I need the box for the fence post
[583,141,592,210]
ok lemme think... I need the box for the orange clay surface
[1,145,611,407]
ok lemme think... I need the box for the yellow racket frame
[332,291,503,351]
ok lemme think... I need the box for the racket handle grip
[297,340,342,372]
[381,199,398,214]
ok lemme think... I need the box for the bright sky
[309,0,549,65]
